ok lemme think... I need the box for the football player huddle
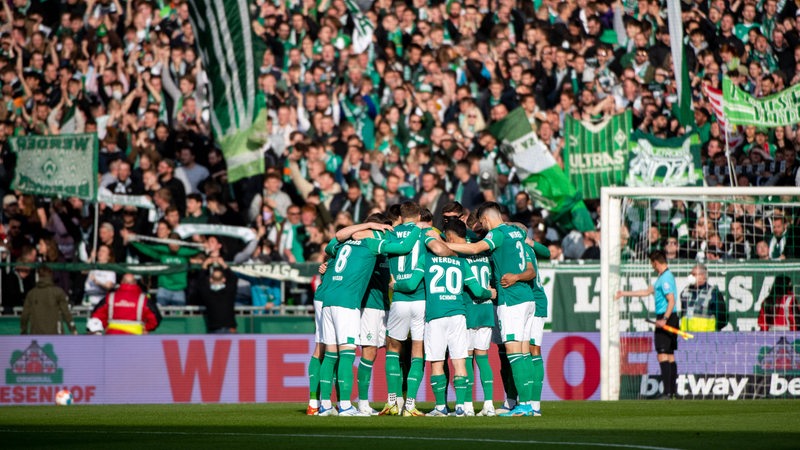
[307,201,549,417]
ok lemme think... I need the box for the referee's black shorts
[654,313,679,354]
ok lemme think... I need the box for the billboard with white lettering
[0,333,602,405]
[620,332,800,400]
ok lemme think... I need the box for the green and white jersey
[314,239,340,304]
[281,223,306,262]
[464,253,495,329]
[324,238,381,310]
[362,255,390,311]
[424,254,490,322]
[482,224,534,307]
[525,244,548,318]
[386,222,426,302]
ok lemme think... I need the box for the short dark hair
[476,202,502,219]
[649,250,667,265]
[365,212,392,225]
[420,208,433,223]
[387,203,401,222]
[442,201,465,217]
[399,201,421,219]
[444,219,467,239]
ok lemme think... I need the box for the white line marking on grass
[0,429,683,450]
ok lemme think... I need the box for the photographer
[193,255,238,334]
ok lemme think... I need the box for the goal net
[600,187,800,401]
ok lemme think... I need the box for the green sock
[475,354,494,401]
[431,373,447,406]
[337,349,356,406]
[531,355,544,402]
[523,353,534,403]
[319,351,338,402]
[406,357,424,401]
[464,356,474,403]
[385,351,402,399]
[357,357,374,402]
[508,353,530,403]
[308,355,321,400]
[454,375,467,407]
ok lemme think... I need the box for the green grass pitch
[1,401,799,449]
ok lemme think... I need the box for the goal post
[600,186,800,401]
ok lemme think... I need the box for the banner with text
[563,111,632,200]
[0,333,601,405]
[619,332,800,399]
[9,133,98,200]
[722,75,800,127]
[550,262,800,332]
[626,131,703,187]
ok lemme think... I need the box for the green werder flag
[188,0,267,183]
[563,111,632,199]
[722,75,800,127]
[9,133,98,200]
[490,108,595,232]
[626,131,703,187]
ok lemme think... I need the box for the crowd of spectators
[0,0,799,312]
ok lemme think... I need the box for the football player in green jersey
[411,221,496,417]
[379,202,428,416]
[356,214,394,415]
[445,202,537,417]
[317,218,393,417]
[445,220,496,416]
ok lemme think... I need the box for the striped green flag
[490,108,595,232]
[626,131,703,187]
[188,0,268,182]
[562,111,632,199]
[343,0,375,54]
[9,133,98,200]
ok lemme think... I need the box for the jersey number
[429,265,462,295]
[334,245,352,273]
[397,241,420,270]
[470,265,491,289]
[516,241,526,272]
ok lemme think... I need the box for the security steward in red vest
[90,273,161,335]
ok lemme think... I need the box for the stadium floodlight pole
[600,186,800,401]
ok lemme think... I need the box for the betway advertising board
[0,333,601,405]
[620,332,800,400]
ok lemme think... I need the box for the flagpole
[92,201,99,264]
[724,126,737,187]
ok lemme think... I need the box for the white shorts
[314,300,324,343]
[497,302,535,343]
[469,327,493,351]
[359,308,387,347]
[321,306,360,347]
[386,300,425,341]
[528,316,546,347]
[424,315,468,361]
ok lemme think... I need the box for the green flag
[9,133,98,200]
[343,0,374,54]
[563,111,631,199]
[188,0,267,182]
[722,75,800,126]
[490,108,595,232]
[667,0,693,127]
[626,131,703,187]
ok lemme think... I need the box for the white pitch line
[0,429,684,450]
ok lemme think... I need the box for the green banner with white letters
[9,134,98,200]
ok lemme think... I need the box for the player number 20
[429,265,462,296]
